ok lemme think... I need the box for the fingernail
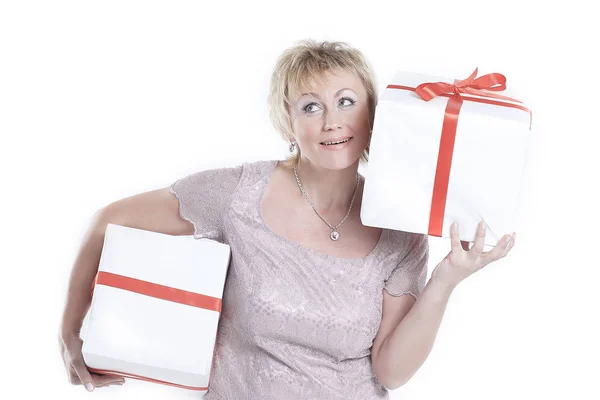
[85,382,94,392]
[505,237,512,248]
[481,221,486,230]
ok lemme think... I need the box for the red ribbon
[87,271,222,390]
[90,271,222,312]
[85,367,211,391]
[386,68,531,237]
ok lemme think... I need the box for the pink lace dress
[169,159,429,399]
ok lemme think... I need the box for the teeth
[323,138,351,145]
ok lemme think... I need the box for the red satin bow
[384,69,531,238]
[409,68,526,237]
[414,67,522,104]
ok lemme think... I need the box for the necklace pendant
[330,230,340,241]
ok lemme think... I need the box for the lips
[320,136,353,145]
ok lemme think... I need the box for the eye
[339,97,356,107]
[302,97,356,114]
[302,102,320,114]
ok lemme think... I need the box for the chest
[260,177,382,259]
[222,230,387,362]
[220,170,392,361]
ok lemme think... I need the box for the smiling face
[290,68,372,170]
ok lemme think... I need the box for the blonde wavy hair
[268,39,378,169]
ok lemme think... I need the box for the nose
[323,111,342,131]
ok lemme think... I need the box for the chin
[317,152,362,171]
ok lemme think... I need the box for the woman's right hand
[59,331,125,391]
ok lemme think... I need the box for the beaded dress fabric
[169,159,429,399]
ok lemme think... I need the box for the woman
[59,39,516,398]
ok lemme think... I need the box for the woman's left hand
[431,221,516,290]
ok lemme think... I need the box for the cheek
[346,109,370,132]
[293,117,321,136]
[347,112,366,126]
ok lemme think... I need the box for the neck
[292,159,361,213]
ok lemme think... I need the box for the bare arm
[58,186,192,390]
[59,186,192,336]
[376,272,454,389]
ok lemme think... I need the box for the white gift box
[81,223,231,390]
[361,69,532,247]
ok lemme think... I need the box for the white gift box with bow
[360,69,533,247]
[81,223,231,390]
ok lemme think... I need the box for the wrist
[431,261,460,294]
[431,276,457,294]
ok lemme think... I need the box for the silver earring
[289,141,296,153]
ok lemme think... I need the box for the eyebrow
[299,88,355,99]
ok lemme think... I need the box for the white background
[1,1,598,399]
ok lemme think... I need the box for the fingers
[70,359,126,390]
[451,220,516,264]
[62,332,125,391]
[503,233,515,253]
[482,232,515,263]
[68,368,80,385]
[450,222,463,253]
[452,221,485,255]
[92,373,126,387]
[94,381,125,389]
[62,333,96,391]
[71,357,95,391]
[470,221,487,255]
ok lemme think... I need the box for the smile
[320,137,352,146]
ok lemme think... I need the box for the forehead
[292,69,363,99]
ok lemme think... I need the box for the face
[290,68,372,170]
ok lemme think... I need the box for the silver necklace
[293,166,360,241]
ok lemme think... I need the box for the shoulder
[241,159,279,174]
[387,229,427,244]
[171,159,278,192]
[383,229,429,259]
[171,164,240,194]
[237,159,279,186]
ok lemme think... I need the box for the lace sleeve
[384,231,429,300]
[169,164,243,242]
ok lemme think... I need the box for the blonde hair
[268,39,378,169]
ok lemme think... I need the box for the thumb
[71,357,94,391]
